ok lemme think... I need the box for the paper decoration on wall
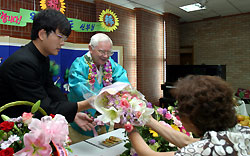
[99,9,119,32]
[0,8,109,32]
[40,0,66,14]
[0,9,24,26]
[49,60,61,88]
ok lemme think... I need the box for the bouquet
[121,104,190,156]
[94,82,154,132]
[0,101,71,156]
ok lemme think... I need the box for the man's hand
[74,112,95,131]
[86,95,96,107]
[77,95,96,112]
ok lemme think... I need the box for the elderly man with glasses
[68,33,130,142]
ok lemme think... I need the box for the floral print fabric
[175,124,250,156]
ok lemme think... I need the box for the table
[69,128,128,156]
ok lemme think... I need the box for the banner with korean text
[0,8,109,32]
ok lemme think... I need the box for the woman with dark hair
[127,75,250,156]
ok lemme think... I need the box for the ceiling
[81,0,250,22]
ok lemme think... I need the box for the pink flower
[49,115,69,145]
[15,132,52,156]
[121,94,128,99]
[164,112,172,120]
[28,115,69,146]
[179,126,190,136]
[91,74,95,79]
[120,98,130,108]
[28,118,51,143]
[89,78,95,85]
[94,118,104,126]
[173,118,182,127]
[104,73,112,79]
[159,121,172,128]
[124,122,134,132]
[157,108,163,115]
[121,93,132,100]
[22,112,33,124]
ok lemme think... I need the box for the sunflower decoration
[40,0,66,14]
[99,9,119,32]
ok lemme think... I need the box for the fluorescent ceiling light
[179,3,206,12]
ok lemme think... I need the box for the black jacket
[0,41,77,122]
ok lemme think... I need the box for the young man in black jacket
[0,9,95,132]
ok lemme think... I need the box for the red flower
[0,147,14,156]
[89,78,95,85]
[50,114,55,118]
[136,111,142,118]
[124,122,134,132]
[0,121,14,132]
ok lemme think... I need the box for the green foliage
[239,91,245,99]
[31,100,41,114]
[1,114,10,121]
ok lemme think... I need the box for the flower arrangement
[120,104,190,156]
[0,101,71,156]
[94,82,154,132]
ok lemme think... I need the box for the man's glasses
[55,32,67,42]
[97,49,114,56]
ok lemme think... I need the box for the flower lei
[84,55,113,90]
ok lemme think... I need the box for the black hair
[31,9,71,40]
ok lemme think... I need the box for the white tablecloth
[69,128,128,156]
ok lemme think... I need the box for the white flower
[97,107,122,124]
[138,107,154,124]
[8,134,20,143]
[1,141,11,149]
[130,97,146,111]
[173,117,182,127]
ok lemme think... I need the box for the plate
[100,136,123,147]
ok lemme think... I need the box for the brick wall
[180,14,250,90]
[95,0,137,88]
[0,0,34,39]
[0,0,96,42]
[135,8,164,105]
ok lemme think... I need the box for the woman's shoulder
[175,125,250,156]
[232,124,250,134]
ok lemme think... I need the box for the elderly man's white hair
[89,33,113,49]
